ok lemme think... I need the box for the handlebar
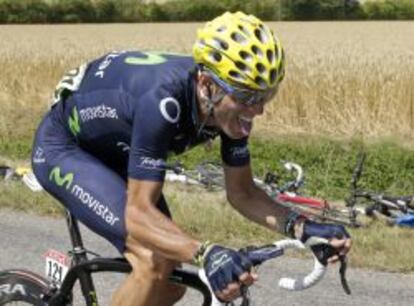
[264,161,305,194]
[280,161,304,192]
[198,238,350,306]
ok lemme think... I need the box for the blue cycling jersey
[50,50,250,181]
[32,50,251,252]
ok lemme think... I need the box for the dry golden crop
[0,22,413,143]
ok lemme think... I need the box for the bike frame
[45,211,213,306]
[36,210,337,306]
[345,152,414,223]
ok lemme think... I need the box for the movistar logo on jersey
[49,167,74,190]
[48,167,119,226]
[79,104,118,122]
[124,51,187,66]
[125,52,167,65]
[68,106,81,137]
[71,185,120,226]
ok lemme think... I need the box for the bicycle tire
[195,162,225,190]
[0,269,49,305]
[319,206,363,227]
[278,200,361,227]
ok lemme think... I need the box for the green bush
[24,0,50,23]
[49,0,95,23]
[0,0,413,24]
[363,0,414,20]
[94,0,119,22]
[141,3,168,22]
[0,0,26,23]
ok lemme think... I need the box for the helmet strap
[197,88,223,136]
[195,69,226,136]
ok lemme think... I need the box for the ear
[197,72,213,87]
[197,72,213,98]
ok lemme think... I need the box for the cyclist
[31,11,351,306]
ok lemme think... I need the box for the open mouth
[238,116,253,136]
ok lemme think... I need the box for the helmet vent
[275,44,280,58]
[269,69,277,84]
[254,29,267,43]
[239,51,253,62]
[238,25,250,37]
[209,51,222,63]
[235,61,248,72]
[267,49,274,63]
[231,32,247,44]
[251,45,263,58]
[255,76,266,89]
[229,70,243,80]
[216,25,227,32]
[196,39,206,48]
[256,63,265,74]
[213,38,229,50]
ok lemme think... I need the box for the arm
[224,163,352,262]
[125,178,200,263]
[223,163,292,234]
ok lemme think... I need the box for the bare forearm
[228,185,291,234]
[125,203,200,263]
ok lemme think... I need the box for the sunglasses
[208,72,278,106]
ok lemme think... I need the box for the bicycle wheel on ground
[280,200,362,227]
[0,270,49,305]
[318,206,363,227]
[195,162,225,190]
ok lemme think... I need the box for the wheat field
[0,22,413,143]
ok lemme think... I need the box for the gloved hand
[301,220,351,265]
[201,244,256,301]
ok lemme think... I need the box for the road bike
[0,210,350,306]
[165,160,304,194]
[166,161,360,227]
[344,152,414,226]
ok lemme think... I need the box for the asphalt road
[0,209,413,305]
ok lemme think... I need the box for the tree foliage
[0,0,412,23]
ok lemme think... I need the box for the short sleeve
[220,131,250,167]
[128,90,182,181]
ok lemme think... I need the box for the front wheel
[0,269,49,305]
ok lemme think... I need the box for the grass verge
[1,181,413,273]
[1,136,413,272]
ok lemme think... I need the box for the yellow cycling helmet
[193,11,285,91]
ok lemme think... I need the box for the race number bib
[44,249,70,286]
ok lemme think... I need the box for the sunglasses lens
[233,91,254,104]
[208,70,278,105]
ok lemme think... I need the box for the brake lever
[339,255,351,295]
[239,285,251,306]
[310,243,352,295]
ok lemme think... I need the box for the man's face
[213,93,266,139]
